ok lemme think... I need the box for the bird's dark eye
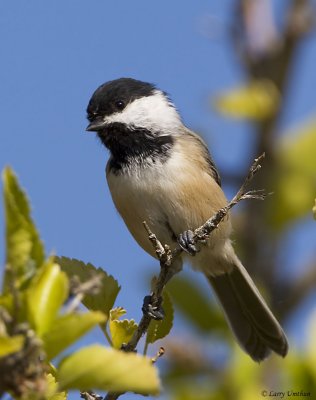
[87,111,98,122]
[115,100,125,110]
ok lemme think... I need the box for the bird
[86,77,288,362]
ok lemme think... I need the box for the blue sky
[1,1,316,399]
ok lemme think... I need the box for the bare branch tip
[254,152,265,168]
[151,347,165,364]
[257,152,266,161]
[142,220,151,235]
[80,392,102,400]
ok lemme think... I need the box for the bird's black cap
[86,78,156,130]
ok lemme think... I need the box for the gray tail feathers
[207,261,288,362]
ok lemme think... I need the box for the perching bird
[86,77,288,362]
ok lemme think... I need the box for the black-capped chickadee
[86,78,288,361]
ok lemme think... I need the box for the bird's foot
[142,295,165,320]
[178,230,199,256]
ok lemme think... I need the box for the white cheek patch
[104,90,182,133]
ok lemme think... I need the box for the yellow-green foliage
[0,167,160,399]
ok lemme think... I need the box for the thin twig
[151,347,165,364]
[142,221,173,267]
[104,393,123,400]
[65,273,103,314]
[193,153,266,243]
[104,153,265,400]
[80,391,103,400]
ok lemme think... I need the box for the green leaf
[306,310,316,378]
[2,168,45,291]
[109,308,138,349]
[146,290,173,344]
[0,293,13,313]
[0,290,30,326]
[110,307,127,320]
[45,373,67,400]
[58,345,160,395]
[26,259,69,336]
[213,79,279,120]
[268,119,316,229]
[55,257,120,318]
[0,335,24,357]
[167,275,226,333]
[43,311,106,360]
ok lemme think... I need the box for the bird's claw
[178,230,199,255]
[142,295,165,320]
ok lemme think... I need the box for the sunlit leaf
[55,257,120,318]
[173,384,223,400]
[110,307,127,321]
[0,294,13,314]
[110,318,138,350]
[43,311,106,360]
[2,167,45,290]
[167,275,226,333]
[26,260,68,336]
[313,199,316,220]
[0,290,30,326]
[0,335,24,357]
[268,119,316,229]
[45,373,67,400]
[213,79,279,120]
[58,345,160,395]
[306,310,316,378]
[109,308,137,350]
[284,350,314,392]
[230,344,261,392]
[146,290,173,344]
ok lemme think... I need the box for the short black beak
[86,119,106,132]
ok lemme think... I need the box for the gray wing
[186,130,222,186]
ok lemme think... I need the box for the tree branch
[278,263,316,318]
[65,272,103,314]
[230,0,315,291]
[104,153,266,400]
[81,391,103,400]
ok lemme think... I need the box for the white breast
[106,136,231,267]
[106,161,178,257]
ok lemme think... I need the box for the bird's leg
[142,254,183,321]
[178,229,200,256]
[142,295,164,320]
[143,229,202,320]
